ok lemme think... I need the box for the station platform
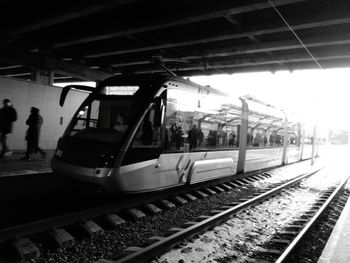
[318,191,350,263]
[0,149,87,201]
[0,149,54,177]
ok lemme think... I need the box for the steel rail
[117,169,321,263]
[275,174,350,263]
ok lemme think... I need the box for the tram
[51,75,316,192]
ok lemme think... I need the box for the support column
[31,68,54,85]
[282,111,289,165]
[311,123,318,165]
[300,128,305,161]
[237,98,249,174]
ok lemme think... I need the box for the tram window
[68,98,137,144]
[72,100,100,132]
[122,105,162,165]
[131,105,161,148]
[287,123,301,146]
[164,88,238,152]
[246,102,285,149]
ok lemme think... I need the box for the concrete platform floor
[317,190,350,263]
[0,149,54,177]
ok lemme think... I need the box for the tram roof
[0,0,349,82]
[100,74,229,97]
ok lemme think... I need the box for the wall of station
[0,76,89,150]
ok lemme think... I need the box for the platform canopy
[0,0,349,82]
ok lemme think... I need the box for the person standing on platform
[21,107,46,160]
[0,99,17,157]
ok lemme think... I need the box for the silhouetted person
[169,124,177,147]
[0,99,17,157]
[198,128,204,147]
[188,125,198,151]
[174,126,183,149]
[270,132,276,146]
[247,133,251,145]
[276,134,282,146]
[229,132,236,147]
[21,107,46,160]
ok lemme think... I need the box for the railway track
[248,176,350,263]
[112,170,323,263]
[0,164,320,261]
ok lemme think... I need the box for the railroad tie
[80,220,104,238]
[220,205,233,209]
[304,210,316,216]
[49,228,75,248]
[250,175,262,180]
[204,188,216,195]
[270,239,291,245]
[183,193,197,201]
[165,227,184,236]
[245,177,256,182]
[209,209,225,215]
[159,199,176,209]
[255,174,267,180]
[12,238,40,260]
[226,182,238,188]
[194,190,208,198]
[328,217,338,225]
[221,183,233,191]
[172,196,188,205]
[126,208,146,221]
[261,172,272,177]
[143,203,162,214]
[240,178,252,184]
[233,180,245,186]
[292,218,309,224]
[105,214,126,227]
[324,222,335,229]
[279,230,299,236]
[254,247,282,255]
[213,186,225,193]
[145,236,164,245]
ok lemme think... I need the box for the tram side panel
[51,75,312,193]
[115,85,239,192]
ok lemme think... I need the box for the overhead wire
[268,0,323,69]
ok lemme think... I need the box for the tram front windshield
[67,96,138,145]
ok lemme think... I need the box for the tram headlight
[97,153,116,167]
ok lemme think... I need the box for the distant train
[51,75,317,192]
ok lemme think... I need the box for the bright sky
[190,68,350,131]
